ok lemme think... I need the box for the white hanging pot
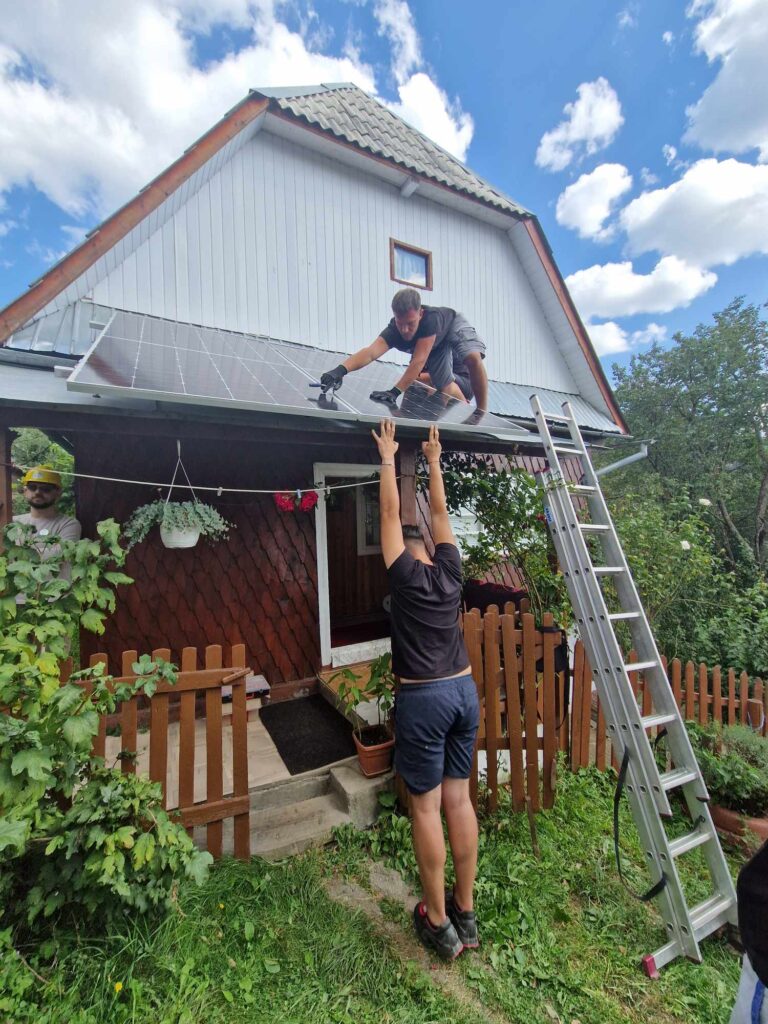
[160,525,200,549]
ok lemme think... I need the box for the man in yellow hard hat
[14,465,81,551]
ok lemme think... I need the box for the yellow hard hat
[21,465,62,488]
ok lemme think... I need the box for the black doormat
[259,694,356,775]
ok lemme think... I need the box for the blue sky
[0,0,766,380]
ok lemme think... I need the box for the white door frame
[314,462,382,666]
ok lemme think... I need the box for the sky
[0,0,766,380]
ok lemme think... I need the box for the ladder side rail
[544,479,703,962]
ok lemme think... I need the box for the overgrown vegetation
[2,766,743,1023]
[0,521,211,934]
[684,721,768,817]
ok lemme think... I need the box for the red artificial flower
[299,491,319,512]
[273,492,295,512]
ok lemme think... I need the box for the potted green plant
[684,721,768,844]
[122,499,234,550]
[334,653,395,777]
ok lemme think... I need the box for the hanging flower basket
[122,499,233,550]
[273,490,319,513]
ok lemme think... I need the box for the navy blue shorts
[393,674,480,795]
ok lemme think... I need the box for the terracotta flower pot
[353,729,395,778]
[710,803,768,843]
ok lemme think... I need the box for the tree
[611,298,768,580]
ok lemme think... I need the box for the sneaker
[445,890,479,949]
[412,902,463,961]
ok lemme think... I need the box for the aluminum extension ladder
[530,394,737,977]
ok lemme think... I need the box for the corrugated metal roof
[256,83,529,219]
[486,379,620,434]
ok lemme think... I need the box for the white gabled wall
[92,128,577,391]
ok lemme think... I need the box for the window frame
[389,238,433,291]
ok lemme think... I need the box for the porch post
[399,442,418,525]
[0,427,14,543]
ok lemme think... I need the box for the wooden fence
[66,643,252,859]
[461,606,568,814]
[569,640,767,771]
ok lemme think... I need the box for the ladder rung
[689,893,735,937]
[669,828,712,858]
[660,767,699,792]
[593,566,625,575]
[571,485,596,493]
[641,712,677,730]
[626,660,657,673]
[553,445,582,456]
[608,611,639,621]
[579,523,610,533]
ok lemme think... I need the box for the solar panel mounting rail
[529,394,737,977]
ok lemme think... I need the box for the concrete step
[249,792,351,860]
[248,770,333,812]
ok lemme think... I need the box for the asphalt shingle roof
[255,83,530,218]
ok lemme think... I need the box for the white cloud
[640,167,659,186]
[387,73,473,161]
[0,219,17,237]
[620,157,768,266]
[566,255,717,320]
[555,163,633,241]
[586,319,667,357]
[586,320,630,356]
[373,0,421,85]
[536,78,624,172]
[0,0,473,219]
[617,5,638,30]
[662,30,675,46]
[663,144,677,166]
[685,0,768,161]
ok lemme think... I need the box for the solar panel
[67,310,531,440]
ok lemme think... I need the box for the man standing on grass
[371,419,480,960]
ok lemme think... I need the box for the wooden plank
[501,613,525,812]
[205,645,224,857]
[178,648,197,828]
[570,640,585,770]
[727,668,736,725]
[463,608,483,811]
[712,666,722,725]
[578,645,592,768]
[596,694,607,771]
[120,650,138,776]
[180,794,250,828]
[483,607,500,813]
[149,648,171,809]
[0,428,13,540]
[698,663,709,725]
[521,613,540,811]
[685,661,695,721]
[740,671,749,725]
[88,653,108,759]
[541,613,557,809]
[230,645,250,860]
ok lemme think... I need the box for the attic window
[390,239,433,291]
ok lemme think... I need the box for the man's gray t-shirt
[13,513,82,546]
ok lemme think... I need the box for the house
[0,83,626,692]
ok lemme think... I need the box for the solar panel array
[67,310,530,438]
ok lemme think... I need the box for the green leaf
[62,711,100,749]
[0,817,29,854]
[11,748,53,780]
[243,920,255,941]
[263,959,281,974]
[80,608,107,634]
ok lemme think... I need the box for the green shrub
[685,721,768,817]
[0,520,212,932]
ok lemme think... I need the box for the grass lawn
[2,765,746,1024]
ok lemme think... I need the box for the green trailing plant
[0,520,212,931]
[684,721,768,817]
[434,452,571,627]
[122,499,234,549]
[333,652,395,745]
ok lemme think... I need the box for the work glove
[319,364,348,391]
[370,386,402,407]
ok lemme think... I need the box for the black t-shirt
[738,839,768,985]
[387,543,469,680]
[380,306,456,354]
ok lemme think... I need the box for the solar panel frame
[67,310,533,441]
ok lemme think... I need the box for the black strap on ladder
[613,749,668,902]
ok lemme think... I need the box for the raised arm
[422,425,456,547]
[320,337,390,389]
[371,419,405,568]
[393,335,435,393]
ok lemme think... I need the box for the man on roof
[320,288,489,412]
